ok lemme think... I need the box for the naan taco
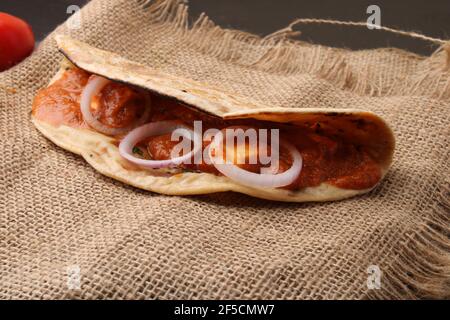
[31,35,395,202]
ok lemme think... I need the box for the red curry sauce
[32,68,146,129]
[32,67,382,190]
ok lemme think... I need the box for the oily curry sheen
[32,68,90,128]
[32,68,146,129]
[32,67,382,191]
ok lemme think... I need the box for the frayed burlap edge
[368,186,450,299]
[135,0,450,299]
[139,0,450,100]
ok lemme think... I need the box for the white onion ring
[80,75,152,136]
[208,132,302,188]
[119,121,202,169]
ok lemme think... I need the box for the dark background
[1,0,449,55]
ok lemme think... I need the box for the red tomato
[0,12,35,71]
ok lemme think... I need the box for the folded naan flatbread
[31,35,395,202]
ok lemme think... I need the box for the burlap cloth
[0,0,449,299]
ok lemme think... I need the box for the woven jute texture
[0,0,449,299]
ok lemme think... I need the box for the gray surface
[1,0,449,55]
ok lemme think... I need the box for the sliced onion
[119,121,202,169]
[80,75,152,136]
[208,132,302,188]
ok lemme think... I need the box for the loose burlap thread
[0,0,449,299]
